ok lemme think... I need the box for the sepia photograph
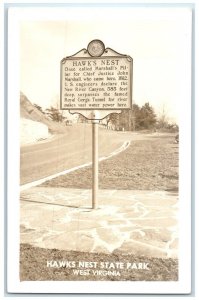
[6,2,193,295]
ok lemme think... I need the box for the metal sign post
[60,39,133,209]
[92,118,99,209]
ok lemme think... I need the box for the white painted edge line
[20,140,131,191]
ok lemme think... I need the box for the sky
[19,6,192,123]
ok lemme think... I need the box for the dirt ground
[20,244,178,281]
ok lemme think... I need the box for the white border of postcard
[6,3,194,294]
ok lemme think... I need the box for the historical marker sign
[60,40,133,209]
[60,41,133,112]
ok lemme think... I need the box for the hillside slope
[20,92,67,134]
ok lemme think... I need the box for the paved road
[20,124,134,185]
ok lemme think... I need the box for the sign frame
[60,44,133,112]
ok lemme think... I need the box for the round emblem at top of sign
[87,40,105,57]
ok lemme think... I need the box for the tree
[33,103,44,114]
[156,105,169,129]
[104,102,157,131]
[117,103,157,131]
[131,104,140,130]
[106,113,119,128]
[45,106,64,122]
[118,110,129,130]
[156,105,179,132]
[137,102,157,129]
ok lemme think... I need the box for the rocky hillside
[20,92,67,134]
[20,118,49,145]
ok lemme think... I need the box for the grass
[41,134,178,191]
[20,244,178,281]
